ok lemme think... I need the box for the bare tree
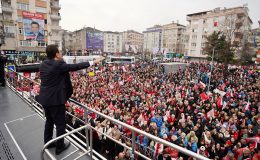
[219,12,250,59]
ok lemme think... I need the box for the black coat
[39,59,90,107]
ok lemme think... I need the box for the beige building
[68,27,103,55]
[143,25,162,54]
[0,0,62,59]
[103,31,122,53]
[61,29,73,54]
[122,30,143,53]
[161,22,187,54]
[186,5,252,58]
[249,21,260,64]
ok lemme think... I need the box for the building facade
[122,30,143,53]
[103,31,122,53]
[68,27,103,55]
[143,25,162,54]
[61,29,73,54]
[161,22,187,54]
[249,21,260,64]
[0,0,62,62]
[186,5,252,58]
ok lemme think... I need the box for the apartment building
[0,0,62,61]
[161,22,187,54]
[122,30,143,53]
[103,31,122,53]
[143,25,162,54]
[69,27,103,55]
[61,29,73,54]
[186,5,252,58]
[250,21,260,64]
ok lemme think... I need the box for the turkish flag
[200,92,209,101]
[217,97,223,108]
[214,22,218,27]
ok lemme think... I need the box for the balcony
[50,14,61,20]
[2,5,13,13]
[50,35,62,41]
[5,33,15,38]
[50,2,61,10]
[51,26,62,31]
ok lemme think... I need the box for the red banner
[22,11,44,20]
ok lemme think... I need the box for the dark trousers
[44,104,66,149]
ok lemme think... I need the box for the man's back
[39,59,72,107]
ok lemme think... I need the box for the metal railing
[4,67,210,160]
[41,125,91,160]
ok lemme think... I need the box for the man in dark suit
[27,21,44,41]
[39,44,104,155]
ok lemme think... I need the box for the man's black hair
[46,44,59,59]
[31,21,40,27]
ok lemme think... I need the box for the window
[191,43,196,47]
[38,41,47,47]
[190,50,196,54]
[201,43,206,47]
[202,35,207,39]
[19,40,32,47]
[17,2,29,11]
[4,26,14,33]
[203,28,208,33]
[19,28,24,34]
[36,7,47,13]
[17,16,23,22]
[192,35,197,39]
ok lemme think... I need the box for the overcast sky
[60,0,260,32]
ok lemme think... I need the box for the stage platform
[0,87,91,160]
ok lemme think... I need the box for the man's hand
[93,57,105,64]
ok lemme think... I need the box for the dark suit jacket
[39,59,90,107]
[36,32,44,41]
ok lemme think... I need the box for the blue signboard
[7,65,15,72]
[86,32,103,52]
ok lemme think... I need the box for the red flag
[249,142,257,151]
[200,92,209,101]
[214,22,218,27]
[217,97,223,108]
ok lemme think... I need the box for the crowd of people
[63,60,259,160]
[8,58,259,159]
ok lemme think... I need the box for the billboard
[125,45,138,54]
[22,11,45,42]
[86,32,103,52]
